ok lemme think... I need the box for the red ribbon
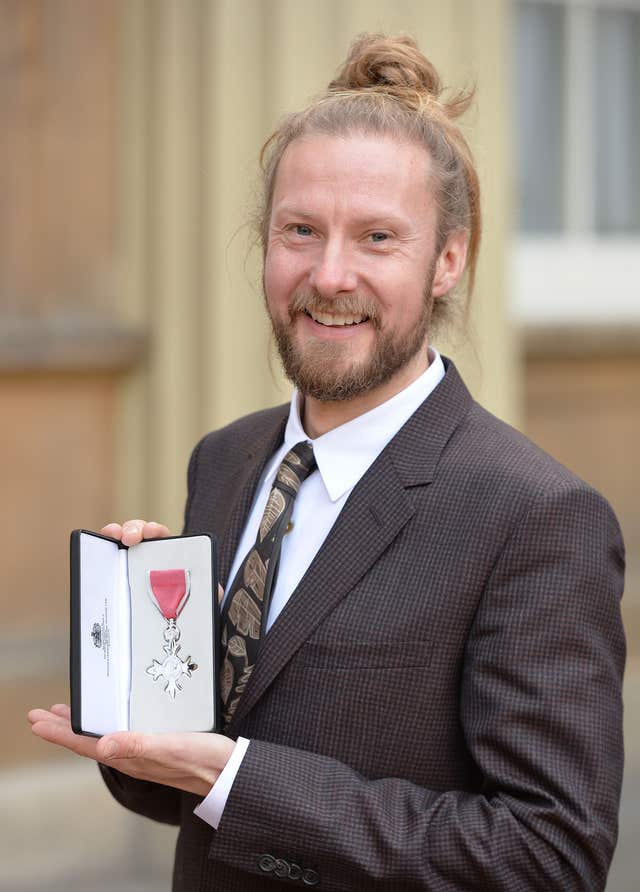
[149,569,189,619]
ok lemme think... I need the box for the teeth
[307,310,367,327]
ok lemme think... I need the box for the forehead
[271,132,433,221]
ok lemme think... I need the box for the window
[512,0,640,323]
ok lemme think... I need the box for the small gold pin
[285,520,294,534]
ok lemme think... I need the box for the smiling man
[30,34,625,891]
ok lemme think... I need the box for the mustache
[289,289,379,324]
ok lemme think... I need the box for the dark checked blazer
[100,357,626,891]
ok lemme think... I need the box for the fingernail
[102,740,118,759]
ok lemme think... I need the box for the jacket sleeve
[98,436,207,825]
[206,483,626,890]
[98,763,181,826]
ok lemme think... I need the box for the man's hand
[27,520,228,795]
[28,704,235,797]
[100,518,225,604]
[101,518,172,547]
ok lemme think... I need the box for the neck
[301,349,431,439]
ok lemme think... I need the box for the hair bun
[328,33,442,99]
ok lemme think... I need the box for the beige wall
[114,0,516,532]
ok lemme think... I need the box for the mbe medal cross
[146,568,198,699]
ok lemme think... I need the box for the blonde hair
[258,33,481,331]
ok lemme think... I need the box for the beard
[266,265,436,402]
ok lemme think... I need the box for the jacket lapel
[226,358,474,732]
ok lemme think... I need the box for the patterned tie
[220,440,316,725]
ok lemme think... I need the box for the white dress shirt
[194,348,445,829]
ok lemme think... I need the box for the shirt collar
[282,348,445,501]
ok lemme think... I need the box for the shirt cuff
[193,736,251,829]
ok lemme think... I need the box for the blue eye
[295,225,313,236]
[370,232,388,242]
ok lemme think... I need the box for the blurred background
[1,0,638,889]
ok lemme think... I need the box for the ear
[431,230,468,298]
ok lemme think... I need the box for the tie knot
[275,441,316,494]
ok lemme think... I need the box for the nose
[308,238,358,297]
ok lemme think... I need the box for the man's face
[264,132,441,402]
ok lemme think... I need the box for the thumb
[218,583,224,605]
[97,731,146,762]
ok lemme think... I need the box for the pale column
[115,0,204,529]
[200,0,282,429]
[145,0,202,523]
[114,0,150,521]
[451,0,519,424]
[264,0,344,110]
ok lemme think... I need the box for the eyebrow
[272,206,411,229]
[272,208,315,221]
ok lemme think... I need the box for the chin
[288,354,397,402]
[296,378,371,402]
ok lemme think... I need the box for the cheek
[264,245,307,300]
[370,268,425,325]
[263,258,288,323]
[263,251,280,299]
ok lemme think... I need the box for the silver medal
[145,569,198,699]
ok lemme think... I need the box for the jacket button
[289,862,303,880]
[258,854,276,873]
[274,858,290,878]
[302,868,320,886]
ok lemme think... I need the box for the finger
[30,718,100,760]
[27,708,68,727]
[100,522,123,540]
[218,583,224,605]
[96,731,147,762]
[142,521,171,540]
[51,703,71,719]
[121,519,147,546]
